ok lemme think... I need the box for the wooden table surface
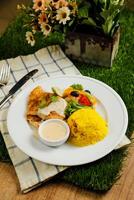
[0,143,134,200]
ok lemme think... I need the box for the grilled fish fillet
[26,86,67,128]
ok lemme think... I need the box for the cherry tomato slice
[79,94,92,106]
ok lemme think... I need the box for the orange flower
[38,13,48,25]
[68,1,78,15]
[33,0,46,12]
[52,0,68,9]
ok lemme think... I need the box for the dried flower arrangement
[18,0,124,46]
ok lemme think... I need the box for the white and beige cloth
[0,45,130,193]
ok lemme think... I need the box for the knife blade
[0,69,38,109]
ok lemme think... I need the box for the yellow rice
[67,108,108,147]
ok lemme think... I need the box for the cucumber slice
[52,87,63,97]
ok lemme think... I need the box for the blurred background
[0,0,134,34]
[0,0,31,34]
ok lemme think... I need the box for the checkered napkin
[0,45,130,193]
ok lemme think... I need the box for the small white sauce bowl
[38,119,70,147]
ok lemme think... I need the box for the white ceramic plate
[7,75,128,166]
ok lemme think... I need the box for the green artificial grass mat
[0,9,134,191]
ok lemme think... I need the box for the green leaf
[102,17,113,34]
[100,9,109,20]
[68,19,75,27]
[81,18,96,26]
[101,4,120,35]
[71,84,83,90]
[53,25,61,31]
[109,12,120,36]
[64,100,87,117]
[78,6,89,18]
[110,0,124,6]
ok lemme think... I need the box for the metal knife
[0,69,38,109]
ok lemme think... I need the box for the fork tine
[0,67,4,86]
[3,66,6,79]
[0,66,4,79]
[0,65,10,85]
[6,65,10,83]
[1,66,5,82]
[7,65,10,81]
[2,66,6,83]
[4,66,9,83]
[4,67,8,83]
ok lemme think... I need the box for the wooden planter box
[64,28,120,67]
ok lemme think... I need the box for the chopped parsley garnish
[51,95,58,102]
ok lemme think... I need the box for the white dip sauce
[41,122,66,141]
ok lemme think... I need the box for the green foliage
[0,9,134,191]
[65,100,87,117]
[78,3,90,18]
[76,0,124,36]
[100,1,121,36]
[61,149,127,190]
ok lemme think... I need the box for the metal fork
[0,65,10,86]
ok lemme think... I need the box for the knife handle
[0,69,38,109]
[9,69,38,94]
